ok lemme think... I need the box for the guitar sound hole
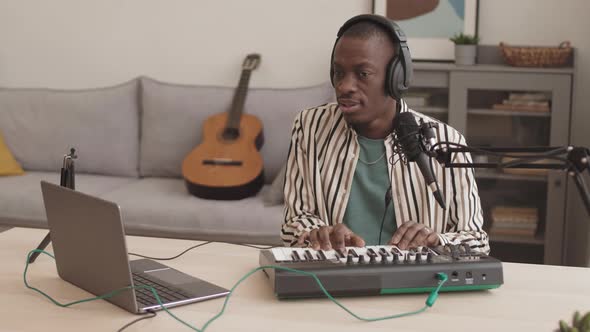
[222,128,240,141]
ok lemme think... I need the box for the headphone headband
[337,14,406,42]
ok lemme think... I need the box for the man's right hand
[296,224,365,251]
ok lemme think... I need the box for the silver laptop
[40,180,229,314]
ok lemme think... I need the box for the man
[281,14,489,254]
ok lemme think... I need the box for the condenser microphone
[419,120,438,156]
[395,112,446,209]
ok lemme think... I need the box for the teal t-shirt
[343,136,396,245]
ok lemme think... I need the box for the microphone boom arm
[432,143,590,219]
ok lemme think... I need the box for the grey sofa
[0,77,334,245]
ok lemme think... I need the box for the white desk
[1,228,589,331]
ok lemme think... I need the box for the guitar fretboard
[226,69,253,132]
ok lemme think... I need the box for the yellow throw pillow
[0,133,24,176]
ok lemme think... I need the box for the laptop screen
[41,181,138,313]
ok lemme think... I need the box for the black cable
[571,167,590,218]
[128,242,212,261]
[432,141,569,160]
[378,187,393,245]
[231,243,277,250]
[117,310,157,332]
[500,154,568,168]
[128,241,277,261]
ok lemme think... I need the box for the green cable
[23,250,137,308]
[24,249,448,331]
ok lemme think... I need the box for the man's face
[332,35,395,126]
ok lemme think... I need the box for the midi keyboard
[259,244,503,299]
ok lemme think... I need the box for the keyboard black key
[366,248,378,259]
[304,249,315,261]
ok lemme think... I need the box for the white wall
[0,0,369,89]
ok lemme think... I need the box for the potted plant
[557,310,590,332]
[450,33,480,65]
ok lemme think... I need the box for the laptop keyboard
[132,273,192,307]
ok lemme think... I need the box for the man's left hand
[389,221,440,249]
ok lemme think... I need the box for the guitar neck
[226,69,252,130]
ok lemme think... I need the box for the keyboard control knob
[346,253,354,264]
[369,254,377,263]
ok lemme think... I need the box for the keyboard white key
[294,248,307,261]
[319,249,338,261]
[270,247,290,262]
[270,245,437,264]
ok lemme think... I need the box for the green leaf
[573,311,581,327]
[449,33,480,45]
[579,312,590,331]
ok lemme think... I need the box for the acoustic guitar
[182,54,264,200]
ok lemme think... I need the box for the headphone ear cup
[390,56,407,100]
[387,56,400,99]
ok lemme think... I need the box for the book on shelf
[508,92,551,101]
[492,103,550,112]
[502,99,549,107]
[491,92,551,112]
[490,222,537,236]
[491,206,539,224]
[489,227,537,237]
[490,205,539,237]
[490,222,537,229]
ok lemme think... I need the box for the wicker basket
[499,41,572,67]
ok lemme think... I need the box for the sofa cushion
[0,79,140,177]
[0,171,139,228]
[139,77,334,182]
[262,162,286,206]
[100,177,284,245]
[0,131,24,176]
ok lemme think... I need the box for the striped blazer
[281,100,490,254]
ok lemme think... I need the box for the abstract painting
[373,0,479,61]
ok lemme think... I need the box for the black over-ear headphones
[330,14,413,101]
